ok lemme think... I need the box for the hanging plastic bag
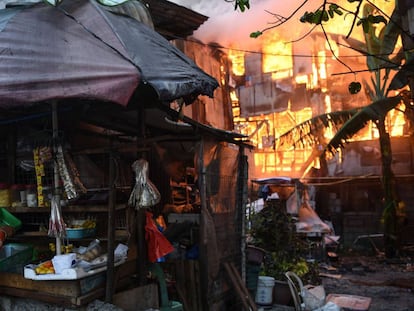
[128,159,161,209]
[145,211,174,263]
[48,195,66,238]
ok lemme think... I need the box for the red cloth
[145,212,174,263]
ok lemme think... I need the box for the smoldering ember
[0,0,414,311]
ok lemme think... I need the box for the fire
[261,32,292,78]
[228,49,245,76]
[228,1,403,177]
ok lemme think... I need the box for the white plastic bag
[302,284,326,311]
[128,159,161,209]
[314,301,342,311]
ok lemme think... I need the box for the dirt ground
[319,253,414,311]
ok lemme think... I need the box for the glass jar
[0,183,10,207]
[26,184,38,208]
[19,186,27,207]
[10,184,24,207]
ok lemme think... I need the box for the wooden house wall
[315,136,414,248]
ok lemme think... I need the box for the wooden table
[0,259,135,307]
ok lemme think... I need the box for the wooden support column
[136,105,147,285]
[198,140,209,311]
[105,144,117,303]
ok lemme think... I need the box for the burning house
[220,1,414,249]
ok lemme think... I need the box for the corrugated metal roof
[143,0,208,40]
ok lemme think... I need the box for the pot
[273,280,292,306]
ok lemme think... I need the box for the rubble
[320,255,414,311]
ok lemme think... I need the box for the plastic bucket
[255,276,275,305]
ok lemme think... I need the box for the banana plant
[275,3,411,257]
[325,3,410,258]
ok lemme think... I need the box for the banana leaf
[275,109,359,150]
[325,95,402,154]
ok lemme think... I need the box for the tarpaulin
[0,0,218,107]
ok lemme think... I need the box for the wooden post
[198,140,209,311]
[105,145,116,302]
[136,105,147,285]
[237,146,247,282]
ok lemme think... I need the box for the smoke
[171,0,318,50]
[173,0,394,52]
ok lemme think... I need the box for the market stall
[0,1,252,309]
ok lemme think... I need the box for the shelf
[9,229,129,240]
[7,204,127,213]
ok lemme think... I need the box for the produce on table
[35,260,55,275]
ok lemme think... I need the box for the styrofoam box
[24,257,125,280]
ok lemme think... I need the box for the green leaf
[380,9,403,57]
[334,7,343,16]
[322,10,329,22]
[325,95,402,154]
[314,10,322,24]
[369,15,387,25]
[300,12,313,23]
[362,20,370,33]
[250,31,263,38]
[348,81,362,94]
[329,3,339,10]
[235,0,250,12]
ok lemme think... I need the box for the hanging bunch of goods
[48,195,66,238]
[128,159,161,209]
[56,144,87,200]
[33,146,52,207]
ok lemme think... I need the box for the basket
[66,227,96,239]
[0,243,33,273]
[0,207,22,231]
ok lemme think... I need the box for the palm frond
[325,95,402,154]
[275,109,360,150]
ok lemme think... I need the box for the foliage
[247,0,388,39]
[300,4,344,25]
[233,0,250,12]
[324,95,404,154]
[274,109,360,151]
[249,199,320,284]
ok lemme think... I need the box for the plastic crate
[0,207,22,231]
[0,243,33,273]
